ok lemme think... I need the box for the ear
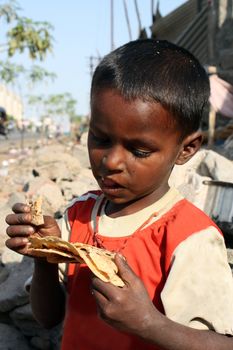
[175,131,203,165]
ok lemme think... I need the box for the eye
[131,149,152,158]
[89,131,110,146]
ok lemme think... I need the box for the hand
[91,254,158,337]
[5,202,61,256]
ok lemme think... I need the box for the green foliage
[0,1,54,60]
[70,114,83,123]
[0,59,24,82]
[0,0,19,23]
[27,65,56,84]
[27,94,44,105]
[0,60,56,85]
[7,17,54,60]
[45,93,77,120]
[0,0,54,85]
[27,93,78,122]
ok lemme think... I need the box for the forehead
[90,88,178,135]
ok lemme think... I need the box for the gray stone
[80,131,88,146]
[59,168,98,201]
[71,144,90,168]
[0,257,33,313]
[24,177,65,215]
[0,204,12,255]
[198,150,233,182]
[1,246,24,265]
[0,323,30,350]
[7,192,27,208]
[30,336,51,350]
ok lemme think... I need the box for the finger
[92,275,125,301]
[6,225,35,238]
[115,254,137,284]
[91,285,109,306]
[12,203,31,214]
[42,215,58,228]
[5,237,30,255]
[5,212,33,225]
[91,276,115,299]
[91,288,111,322]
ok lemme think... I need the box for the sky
[5,0,187,118]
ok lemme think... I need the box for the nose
[102,145,125,172]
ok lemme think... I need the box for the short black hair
[91,39,210,137]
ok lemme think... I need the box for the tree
[0,61,56,86]
[0,1,55,87]
[0,0,55,148]
[0,60,24,83]
[0,0,53,60]
[45,93,77,122]
[28,65,56,85]
[28,92,78,130]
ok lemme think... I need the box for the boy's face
[88,88,190,213]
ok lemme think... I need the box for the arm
[5,203,66,328]
[91,254,233,350]
[30,258,66,328]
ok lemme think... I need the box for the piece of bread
[28,235,125,287]
[29,196,44,226]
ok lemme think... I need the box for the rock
[0,262,9,284]
[33,145,81,179]
[80,131,88,146]
[29,322,62,350]
[9,303,62,349]
[0,256,33,313]
[227,249,233,265]
[71,144,90,168]
[0,204,13,255]
[30,336,51,350]
[0,323,30,350]
[1,246,23,265]
[197,150,233,182]
[170,149,233,217]
[7,192,27,207]
[59,168,98,201]
[23,177,65,215]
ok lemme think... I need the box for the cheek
[88,148,103,167]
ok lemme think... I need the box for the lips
[99,177,126,199]
[101,177,122,188]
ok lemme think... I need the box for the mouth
[99,177,125,195]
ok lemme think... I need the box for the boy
[5,39,233,349]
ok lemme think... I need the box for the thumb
[115,253,137,284]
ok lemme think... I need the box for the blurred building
[0,84,23,120]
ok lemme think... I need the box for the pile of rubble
[0,135,98,349]
[0,134,232,349]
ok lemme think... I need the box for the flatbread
[29,196,44,226]
[27,247,82,263]
[29,236,80,256]
[78,246,124,287]
[28,235,125,287]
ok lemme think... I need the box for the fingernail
[22,238,29,244]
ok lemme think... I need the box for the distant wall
[0,84,23,120]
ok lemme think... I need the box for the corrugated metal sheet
[176,4,209,64]
[151,0,199,39]
[203,181,233,222]
[151,0,209,64]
